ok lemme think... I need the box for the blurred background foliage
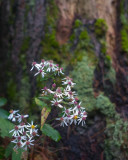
[1,0,128,159]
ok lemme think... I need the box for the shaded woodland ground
[1,0,128,159]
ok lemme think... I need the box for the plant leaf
[0,108,9,119]
[42,124,61,142]
[0,98,7,107]
[40,95,53,100]
[35,98,47,108]
[41,107,51,128]
[0,118,14,138]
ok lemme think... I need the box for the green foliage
[0,117,14,138]
[69,23,96,65]
[94,19,108,37]
[42,2,93,65]
[46,0,59,26]
[96,94,116,117]
[40,0,65,63]
[79,28,91,50]
[42,124,61,142]
[120,0,128,54]
[71,56,97,112]
[71,56,115,114]
[95,19,116,88]
[5,143,14,158]
[105,118,128,160]
[94,19,115,88]
[0,108,9,119]
[74,19,82,28]
[79,29,89,40]
[69,33,76,42]
[120,14,127,26]
[104,63,116,86]
[0,97,7,107]
[42,4,94,66]
[71,56,113,113]
[35,98,47,108]
[3,121,26,160]
[41,32,62,63]
[0,97,9,119]
[121,29,128,53]
[100,39,107,54]
[71,56,127,159]
[12,148,24,160]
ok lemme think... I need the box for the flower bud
[52,83,56,88]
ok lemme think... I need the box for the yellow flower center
[31,125,35,129]
[9,110,13,114]
[73,115,78,120]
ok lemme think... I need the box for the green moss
[77,28,91,50]
[120,14,127,26]
[120,0,128,29]
[100,39,107,54]
[69,33,76,42]
[71,56,127,159]
[41,31,61,63]
[40,0,72,64]
[94,19,108,38]
[45,0,59,28]
[71,56,96,111]
[94,19,115,88]
[69,23,97,65]
[119,0,128,54]
[41,1,93,66]
[40,0,63,63]
[74,19,82,28]
[120,0,126,25]
[106,55,111,61]
[79,29,90,40]
[105,117,128,160]
[121,28,128,53]
[45,32,59,48]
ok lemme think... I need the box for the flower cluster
[31,60,87,127]
[30,59,64,77]
[8,110,39,151]
[45,78,87,126]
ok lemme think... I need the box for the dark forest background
[1,0,128,159]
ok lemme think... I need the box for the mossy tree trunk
[0,0,46,112]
